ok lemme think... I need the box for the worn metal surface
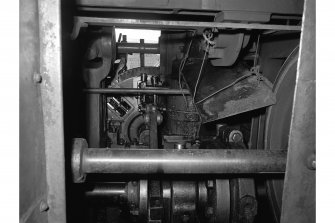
[37,0,67,222]
[196,75,275,122]
[20,0,48,222]
[85,87,190,95]
[71,17,301,39]
[76,0,304,15]
[280,0,316,222]
[182,57,275,122]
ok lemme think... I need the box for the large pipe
[72,138,287,183]
[83,88,190,95]
[117,42,160,54]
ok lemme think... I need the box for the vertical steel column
[38,0,66,221]
[20,0,48,222]
[280,0,315,222]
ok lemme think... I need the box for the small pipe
[84,88,190,95]
[117,42,160,54]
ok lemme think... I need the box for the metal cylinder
[83,88,190,95]
[117,42,160,54]
[72,138,287,183]
[86,183,127,198]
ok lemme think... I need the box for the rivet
[39,201,49,212]
[33,73,42,83]
[307,154,316,170]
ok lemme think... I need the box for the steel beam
[38,0,67,221]
[84,88,190,95]
[72,138,287,183]
[71,17,301,39]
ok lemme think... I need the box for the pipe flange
[72,138,87,183]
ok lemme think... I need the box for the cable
[179,31,195,108]
[253,34,260,67]
[192,30,214,103]
[192,43,209,103]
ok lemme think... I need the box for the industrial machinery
[20,0,315,223]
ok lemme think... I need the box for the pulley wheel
[264,47,299,222]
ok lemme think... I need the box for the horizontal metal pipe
[82,148,286,174]
[83,88,190,95]
[86,183,127,198]
[117,42,159,54]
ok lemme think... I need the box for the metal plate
[280,0,316,221]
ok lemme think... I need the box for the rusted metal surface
[280,0,316,222]
[37,0,67,222]
[76,0,304,15]
[182,57,275,122]
[196,75,275,122]
[71,17,301,39]
[20,0,48,222]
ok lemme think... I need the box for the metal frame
[280,0,315,222]
[38,0,67,222]
[84,88,190,95]
[71,17,301,39]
